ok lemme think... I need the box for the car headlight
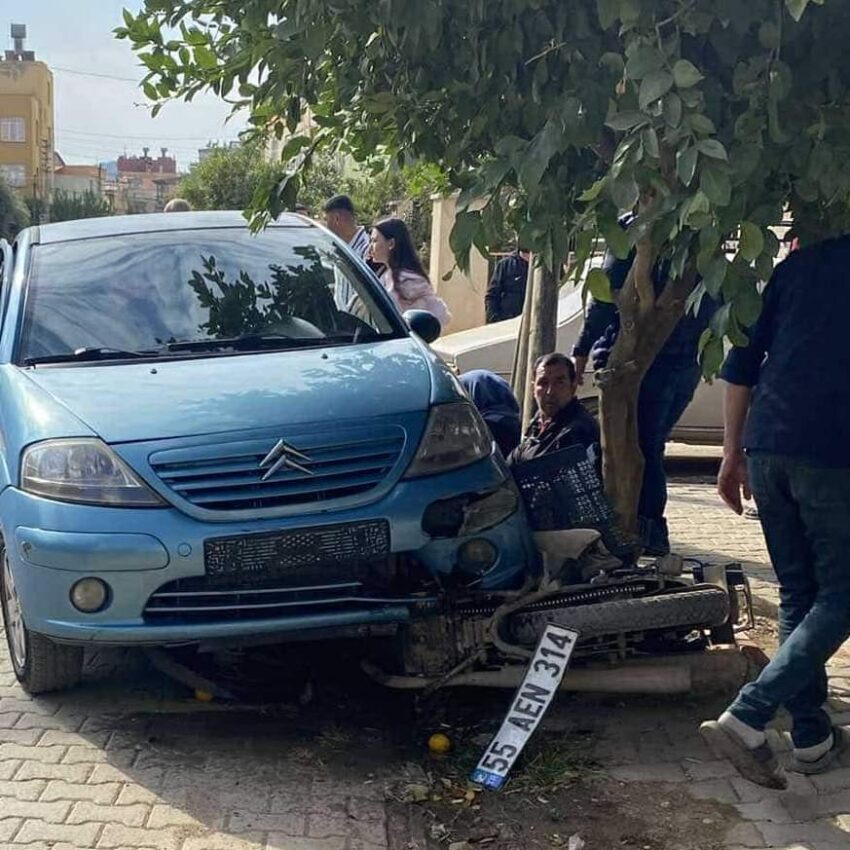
[405,402,492,478]
[21,438,164,507]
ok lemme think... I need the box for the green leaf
[710,302,732,338]
[449,211,481,273]
[601,220,631,260]
[596,0,619,29]
[686,281,707,317]
[620,0,640,26]
[689,114,716,136]
[732,282,763,326]
[193,45,217,70]
[605,112,650,132]
[676,145,699,186]
[703,256,728,297]
[586,268,614,303]
[519,117,563,193]
[664,93,683,128]
[579,178,607,202]
[700,165,732,206]
[739,222,765,262]
[142,81,158,101]
[600,52,625,75]
[697,139,728,160]
[639,71,674,110]
[701,335,725,377]
[642,127,660,159]
[280,135,311,161]
[785,0,810,22]
[673,59,704,89]
[610,173,640,211]
[625,45,665,80]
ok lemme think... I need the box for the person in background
[700,235,850,789]
[572,217,713,556]
[460,370,522,458]
[323,194,370,260]
[294,203,311,218]
[508,353,599,467]
[164,198,191,212]
[485,242,530,324]
[369,218,451,329]
[323,195,372,310]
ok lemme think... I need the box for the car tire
[0,546,83,694]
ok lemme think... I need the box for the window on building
[0,118,26,143]
[0,164,26,188]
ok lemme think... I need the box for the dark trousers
[636,364,701,524]
[729,454,850,748]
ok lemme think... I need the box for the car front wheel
[0,547,82,694]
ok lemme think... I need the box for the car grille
[142,572,397,623]
[149,429,405,512]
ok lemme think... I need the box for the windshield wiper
[23,346,161,366]
[165,334,331,353]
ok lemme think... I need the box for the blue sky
[3,1,247,168]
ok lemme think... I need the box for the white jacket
[380,269,451,328]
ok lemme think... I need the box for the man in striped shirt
[323,194,371,310]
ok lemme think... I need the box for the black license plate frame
[203,519,391,585]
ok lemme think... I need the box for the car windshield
[17,226,401,365]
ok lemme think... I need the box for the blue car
[0,212,531,693]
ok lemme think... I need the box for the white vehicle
[433,285,723,445]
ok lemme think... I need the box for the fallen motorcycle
[365,444,755,699]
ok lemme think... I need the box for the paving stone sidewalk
[0,458,846,850]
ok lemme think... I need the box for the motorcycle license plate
[470,623,579,791]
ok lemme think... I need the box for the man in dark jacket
[508,353,599,466]
[485,248,530,323]
[572,224,713,555]
[699,235,850,788]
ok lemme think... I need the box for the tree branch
[633,234,656,311]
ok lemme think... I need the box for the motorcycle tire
[510,585,730,645]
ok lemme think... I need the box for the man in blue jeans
[573,228,712,555]
[701,235,850,788]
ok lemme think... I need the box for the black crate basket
[511,445,635,558]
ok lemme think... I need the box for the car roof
[28,211,311,246]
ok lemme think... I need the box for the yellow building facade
[0,38,54,206]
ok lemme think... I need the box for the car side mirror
[403,309,441,344]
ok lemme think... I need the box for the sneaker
[743,506,760,520]
[699,720,787,789]
[790,726,850,775]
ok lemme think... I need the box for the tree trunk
[522,264,559,428]
[598,259,698,533]
[510,256,536,413]
[599,370,644,534]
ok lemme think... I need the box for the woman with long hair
[369,217,451,328]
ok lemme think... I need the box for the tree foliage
[0,178,30,240]
[119,0,846,362]
[176,142,277,211]
[118,0,845,527]
[49,189,111,223]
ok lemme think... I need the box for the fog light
[70,578,108,613]
[458,538,498,574]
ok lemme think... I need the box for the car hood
[18,339,433,444]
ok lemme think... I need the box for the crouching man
[508,353,599,467]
